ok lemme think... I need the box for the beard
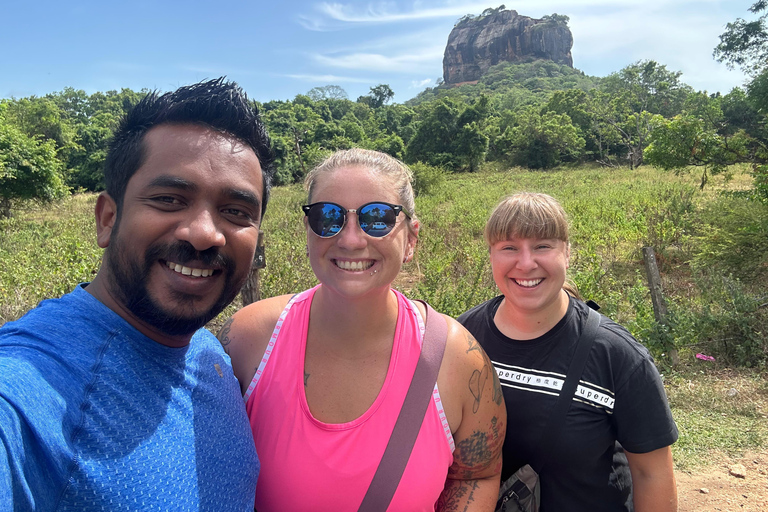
[105,232,244,337]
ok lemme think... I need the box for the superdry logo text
[494,363,615,412]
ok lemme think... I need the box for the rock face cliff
[443,9,573,84]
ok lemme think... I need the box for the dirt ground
[677,450,768,511]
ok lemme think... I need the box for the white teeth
[166,261,214,278]
[336,260,374,271]
[516,279,542,288]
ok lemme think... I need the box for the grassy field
[1,164,766,470]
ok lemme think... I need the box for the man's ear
[95,193,118,249]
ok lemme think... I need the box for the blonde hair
[485,192,580,298]
[484,192,570,247]
[304,148,418,230]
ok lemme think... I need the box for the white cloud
[313,45,445,73]
[285,73,375,83]
[313,1,490,23]
[301,0,728,29]
[411,78,433,88]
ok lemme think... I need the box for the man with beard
[0,78,274,511]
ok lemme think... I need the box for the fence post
[642,246,679,365]
[241,230,265,306]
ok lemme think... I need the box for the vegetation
[1,1,766,476]
[2,164,765,470]
[3,165,765,366]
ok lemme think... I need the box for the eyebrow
[146,175,262,211]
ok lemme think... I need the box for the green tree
[2,97,79,164]
[306,85,349,101]
[714,1,768,75]
[499,107,585,169]
[357,84,395,109]
[645,110,748,189]
[0,111,68,217]
[602,60,691,118]
[456,122,488,172]
[541,13,569,26]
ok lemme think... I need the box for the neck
[309,285,399,356]
[494,289,570,341]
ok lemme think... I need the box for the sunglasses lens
[358,203,397,237]
[307,203,345,237]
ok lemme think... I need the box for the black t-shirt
[457,296,678,512]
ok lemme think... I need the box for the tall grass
[1,164,766,468]
[2,165,766,369]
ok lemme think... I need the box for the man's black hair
[104,77,274,218]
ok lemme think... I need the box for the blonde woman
[221,149,506,511]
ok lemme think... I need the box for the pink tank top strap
[404,297,455,453]
[243,287,317,403]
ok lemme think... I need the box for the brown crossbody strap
[357,301,448,512]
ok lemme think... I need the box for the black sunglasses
[302,201,412,238]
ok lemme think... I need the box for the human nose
[514,247,538,271]
[336,213,367,249]
[176,207,226,250]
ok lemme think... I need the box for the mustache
[146,241,231,269]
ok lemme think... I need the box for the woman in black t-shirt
[458,192,678,512]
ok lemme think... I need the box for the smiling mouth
[514,278,543,288]
[165,260,216,278]
[334,259,374,271]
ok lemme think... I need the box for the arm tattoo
[452,431,492,477]
[217,318,234,355]
[465,331,504,410]
[437,480,479,512]
[450,417,505,478]
[469,366,490,413]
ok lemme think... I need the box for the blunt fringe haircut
[484,192,570,247]
[305,148,418,230]
[104,77,275,217]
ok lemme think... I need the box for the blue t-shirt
[0,285,259,511]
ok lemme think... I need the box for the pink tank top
[244,286,455,511]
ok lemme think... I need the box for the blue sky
[1,0,757,104]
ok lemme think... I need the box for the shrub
[409,162,446,197]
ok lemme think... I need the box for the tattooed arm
[437,319,506,512]
[216,295,292,395]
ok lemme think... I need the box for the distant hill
[407,60,600,107]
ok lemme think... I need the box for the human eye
[149,195,184,208]
[535,240,557,250]
[222,206,256,225]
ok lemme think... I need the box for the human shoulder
[216,294,294,392]
[456,295,503,326]
[577,300,654,362]
[571,298,661,390]
[223,294,294,342]
[439,312,505,423]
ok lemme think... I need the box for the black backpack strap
[534,307,601,472]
